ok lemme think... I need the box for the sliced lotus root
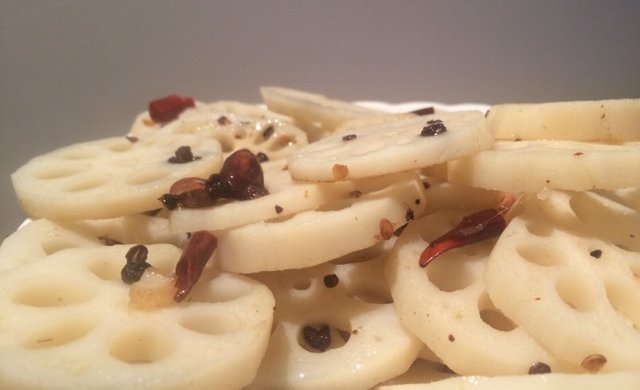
[386,209,575,375]
[378,371,640,389]
[421,176,503,214]
[484,213,640,371]
[134,100,309,160]
[248,255,422,389]
[377,358,457,388]
[261,86,387,141]
[215,173,427,273]
[287,110,493,182]
[11,132,222,220]
[170,158,357,233]
[487,99,640,142]
[447,140,640,192]
[0,244,274,389]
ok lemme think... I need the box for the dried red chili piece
[148,94,195,123]
[174,230,218,302]
[379,218,395,240]
[419,195,517,267]
[218,149,269,200]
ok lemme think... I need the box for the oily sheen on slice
[215,173,427,273]
[248,255,421,390]
[0,215,186,272]
[386,210,574,375]
[261,86,386,141]
[287,110,493,182]
[447,140,640,192]
[0,244,274,390]
[11,133,223,220]
[487,99,640,141]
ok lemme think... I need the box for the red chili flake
[332,164,349,180]
[168,145,201,164]
[410,106,435,116]
[581,354,607,373]
[174,231,218,302]
[342,134,357,141]
[323,274,339,288]
[275,205,283,214]
[420,119,447,137]
[419,195,516,267]
[302,324,331,352]
[148,94,195,123]
[528,362,551,375]
[379,218,395,240]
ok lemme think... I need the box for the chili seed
[528,362,551,375]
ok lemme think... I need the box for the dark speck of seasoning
[158,193,178,210]
[342,134,357,141]
[405,208,415,222]
[99,236,123,246]
[394,224,408,237]
[349,190,363,198]
[168,145,201,163]
[574,152,584,157]
[410,106,435,116]
[601,113,606,119]
[590,249,602,258]
[217,115,232,125]
[275,205,283,214]
[121,244,151,284]
[415,198,421,205]
[126,135,139,143]
[302,324,331,352]
[256,152,269,162]
[422,181,431,190]
[323,274,339,288]
[528,362,551,375]
[420,119,447,137]
[262,125,275,140]
[514,138,522,142]
[448,334,455,342]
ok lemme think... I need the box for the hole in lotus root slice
[555,272,599,312]
[292,278,313,291]
[183,272,254,304]
[35,165,83,180]
[297,318,353,353]
[478,293,517,332]
[180,311,241,336]
[426,248,486,292]
[125,167,172,186]
[22,316,97,349]
[605,281,640,328]
[11,277,99,307]
[524,220,555,237]
[516,242,568,267]
[63,174,112,193]
[109,325,175,364]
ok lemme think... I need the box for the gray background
[1,0,639,239]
